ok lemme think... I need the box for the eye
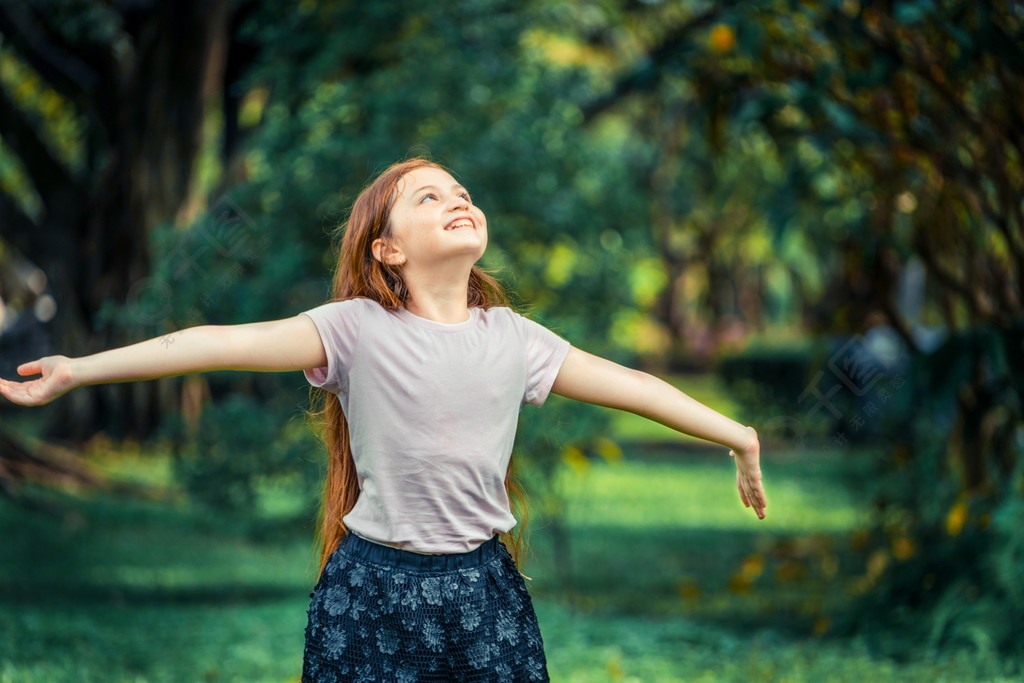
[459,192,472,203]
[418,193,438,203]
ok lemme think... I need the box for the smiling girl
[0,158,767,682]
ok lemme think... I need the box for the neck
[401,263,473,324]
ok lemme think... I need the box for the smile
[444,218,475,231]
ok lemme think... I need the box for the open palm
[0,356,77,407]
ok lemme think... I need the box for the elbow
[209,325,243,370]
[631,369,657,417]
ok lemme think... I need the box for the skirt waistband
[340,533,504,572]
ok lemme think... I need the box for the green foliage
[991,494,1024,608]
[832,319,1024,657]
[714,344,819,434]
[0,46,85,207]
[165,394,321,527]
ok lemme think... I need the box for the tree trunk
[0,0,231,444]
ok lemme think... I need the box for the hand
[730,427,767,519]
[0,355,78,407]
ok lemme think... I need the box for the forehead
[396,167,461,196]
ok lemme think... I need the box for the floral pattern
[302,536,549,682]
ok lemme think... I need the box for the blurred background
[0,0,1021,681]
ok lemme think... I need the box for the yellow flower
[946,501,968,537]
[594,437,623,463]
[740,554,764,577]
[708,24,736,54]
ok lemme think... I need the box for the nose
[450,194,469,211]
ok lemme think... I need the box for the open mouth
[444,219,475,231]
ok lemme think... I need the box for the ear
[371,237,406,266]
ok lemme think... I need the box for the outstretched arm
[550,345,767,519]
[0,315,327,407]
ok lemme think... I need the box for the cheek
[404,213,434,237]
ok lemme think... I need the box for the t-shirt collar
[396,306,478,332]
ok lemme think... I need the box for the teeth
[445,220,473,231]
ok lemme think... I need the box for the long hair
[306,158,530,579]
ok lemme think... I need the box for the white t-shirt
[300,297,572,553]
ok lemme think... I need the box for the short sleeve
[515,312,572,407]
[299,298,366,394]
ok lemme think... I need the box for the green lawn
[1,442,1019,682]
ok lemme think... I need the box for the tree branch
[580,6,722,122]
[0,84,80,209]
[0,2,100,106]
[0,427,104,493]
[912,217,985,322]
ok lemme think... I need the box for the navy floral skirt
[302,532,549,682]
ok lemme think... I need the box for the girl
[0,158,767,682]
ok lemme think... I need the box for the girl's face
[378,167,488,269]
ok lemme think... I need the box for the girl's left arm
[549,345,767,518]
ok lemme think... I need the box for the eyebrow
[413,183,469,196]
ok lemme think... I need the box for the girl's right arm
[0,315,326,407]
[550,344,767,519]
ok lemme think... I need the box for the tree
[566,0,1023,653]
[0,0,254,445]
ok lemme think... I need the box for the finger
[736,472,750,507]
[0,383,24,405]
[751,480,768,509]
[738,465,765,503]
[746,478,766,509]
[0,379,42,406]
[748,482,767,519]
[741,477,764,518]
[17,360,41,376]
[740,477,753,509]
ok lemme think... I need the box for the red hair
[306,158,529,578]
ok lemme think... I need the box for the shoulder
[479,305,564,339]
[486,305,561,330]
[307,297,377,313]
[339,296,376,307]
[478,305,523,326]
[479,305,514,315]
[299,297,379,327]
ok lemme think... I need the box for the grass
[1,601,306,683]
[1,446,1020,682]
[526,450,870,628]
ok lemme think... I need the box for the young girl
[0,158,767,682]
